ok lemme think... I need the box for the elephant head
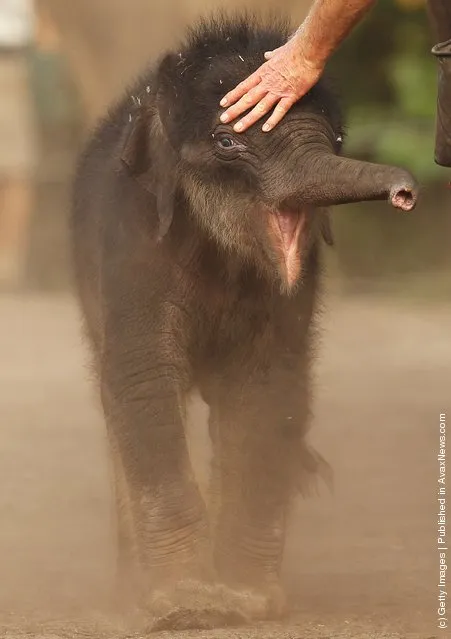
[122,14,419,292]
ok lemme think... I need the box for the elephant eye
[217,136,235,149]
[212,130,245,158]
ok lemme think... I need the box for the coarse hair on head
[154,9,343,149]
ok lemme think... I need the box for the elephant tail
[296,442,334,498]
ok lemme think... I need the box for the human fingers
[220,85,268,124]
[261,97,296,132]
[219,71,261,108]
[231,93,279,132]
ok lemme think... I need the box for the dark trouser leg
[427,1,451,166]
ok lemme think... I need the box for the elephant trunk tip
[389,181,418,212]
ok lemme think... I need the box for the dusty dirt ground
[0,292,449,639]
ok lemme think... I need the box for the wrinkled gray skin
[70,15,419,632]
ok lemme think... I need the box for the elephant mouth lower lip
[269,210,306,287]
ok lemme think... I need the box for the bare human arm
[219,0,377,133]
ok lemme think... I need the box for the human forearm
[292,0,377,69]
[219,0,378,133]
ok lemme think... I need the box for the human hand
[219,34,324,133]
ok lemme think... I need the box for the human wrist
[290,24,327,72]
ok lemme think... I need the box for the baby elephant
[70,12,418,631]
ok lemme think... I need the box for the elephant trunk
[291,152,419,211]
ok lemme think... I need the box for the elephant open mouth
[268,209,306,288]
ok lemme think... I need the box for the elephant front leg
[101,365,213,602]
[109,429,140,611]
[210,373,317,619]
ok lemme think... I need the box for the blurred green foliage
[330,0,449,183]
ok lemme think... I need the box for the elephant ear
[120,102,177,240]
[320,210,334,247]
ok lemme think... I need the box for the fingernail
[262,123,271,132]
[220,98,227,107]
[220,113,229,122]
[234,122,244,132]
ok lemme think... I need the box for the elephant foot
[221,579,288,621]
[147,579,280,632]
